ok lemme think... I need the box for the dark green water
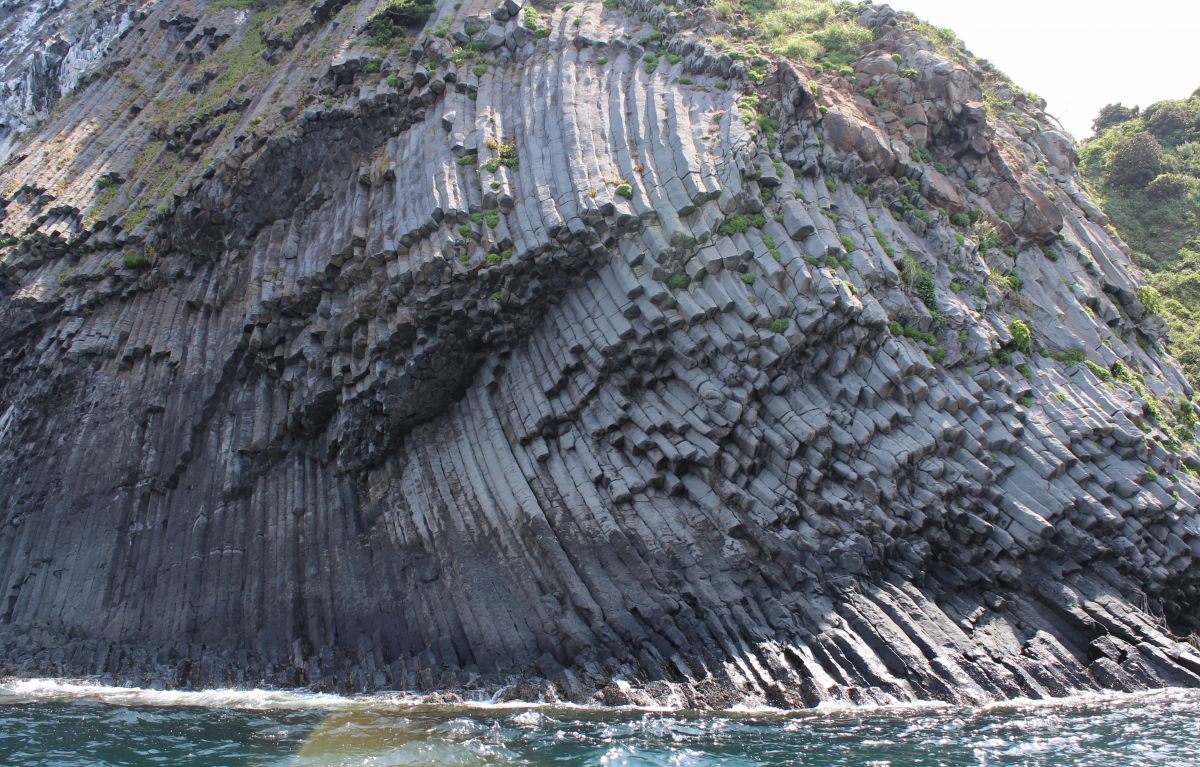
[1,681,1199,766]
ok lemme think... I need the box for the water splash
[1,679,1199,766]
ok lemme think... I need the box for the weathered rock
[0,0,1194,710]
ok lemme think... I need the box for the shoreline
[3,676,1198,716]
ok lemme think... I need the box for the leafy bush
[1092,102,1138,134]
[900,255,938,317]
[615,183,633,199]
[365,0,434,45]
[1107,132,1163,188]
[769,318,790,333]
[122,252,150,269]
[1145,100,1193,140]
[1008,319,1031,353]
[1146,172,1193,199]
[1137,284,1162,313]
[667,272,690,290]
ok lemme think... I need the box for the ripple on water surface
[1,680,1199,766]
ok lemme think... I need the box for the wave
[0,678,358,710]
[1,676,1197,715]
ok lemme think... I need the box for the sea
[1,679,1198,766]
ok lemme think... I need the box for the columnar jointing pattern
[0,0,1197,707]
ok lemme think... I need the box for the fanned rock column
[0,0,1197,707]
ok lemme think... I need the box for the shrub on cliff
[365,0,434,46]
[1008,319,1031,353]
[375,0,435,26]
[1107,133,1163,188]
[1147,173,1194,200]
[1144,100,1196,143]
[1092,103,1138,134]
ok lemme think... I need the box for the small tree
[1107,132,1163,188]
[1144,100,1193,140]
[1092,103,1138,134]
[1146,173,1193,200]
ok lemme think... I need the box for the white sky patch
[881,0,1200,140]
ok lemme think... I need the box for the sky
[881,0,1200,140]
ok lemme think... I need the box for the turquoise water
[1,681,1199,765]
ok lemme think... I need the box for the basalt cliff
[1,0,1199,708]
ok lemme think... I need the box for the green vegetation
[667,272,691,290]
[481,137,519,172]
[888,320,937,346]
[468,209,499,228]
[710,0,871,70]
[716,214,766,237]
[769,318,790,333]
[365,0,433,47]
[1008,319,1031,353]
[740,272,757,285]
[523,7,550,37]
[1079,92,1200,386]
[1084,359,1112,382]
[122,252,151,270]
[1053,348,1086,365]
[762,234,781,261]
[615,182,633,199]
[900,255,938,319]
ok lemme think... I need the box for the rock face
[0,0,1198,707]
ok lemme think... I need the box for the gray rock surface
[0,0,1197,707]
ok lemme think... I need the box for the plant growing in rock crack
[1008,319,1031,353]
[122,252,151,269]
[667,272,690,290]
[615,183,633,199]
[716,214,766,237]
[900,255,939,319]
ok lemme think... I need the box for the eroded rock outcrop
[0,0,1197,707]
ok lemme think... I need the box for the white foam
[1,676,1197,716]
[0,678,358,710]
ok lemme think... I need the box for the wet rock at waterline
[0,0,1198,707]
